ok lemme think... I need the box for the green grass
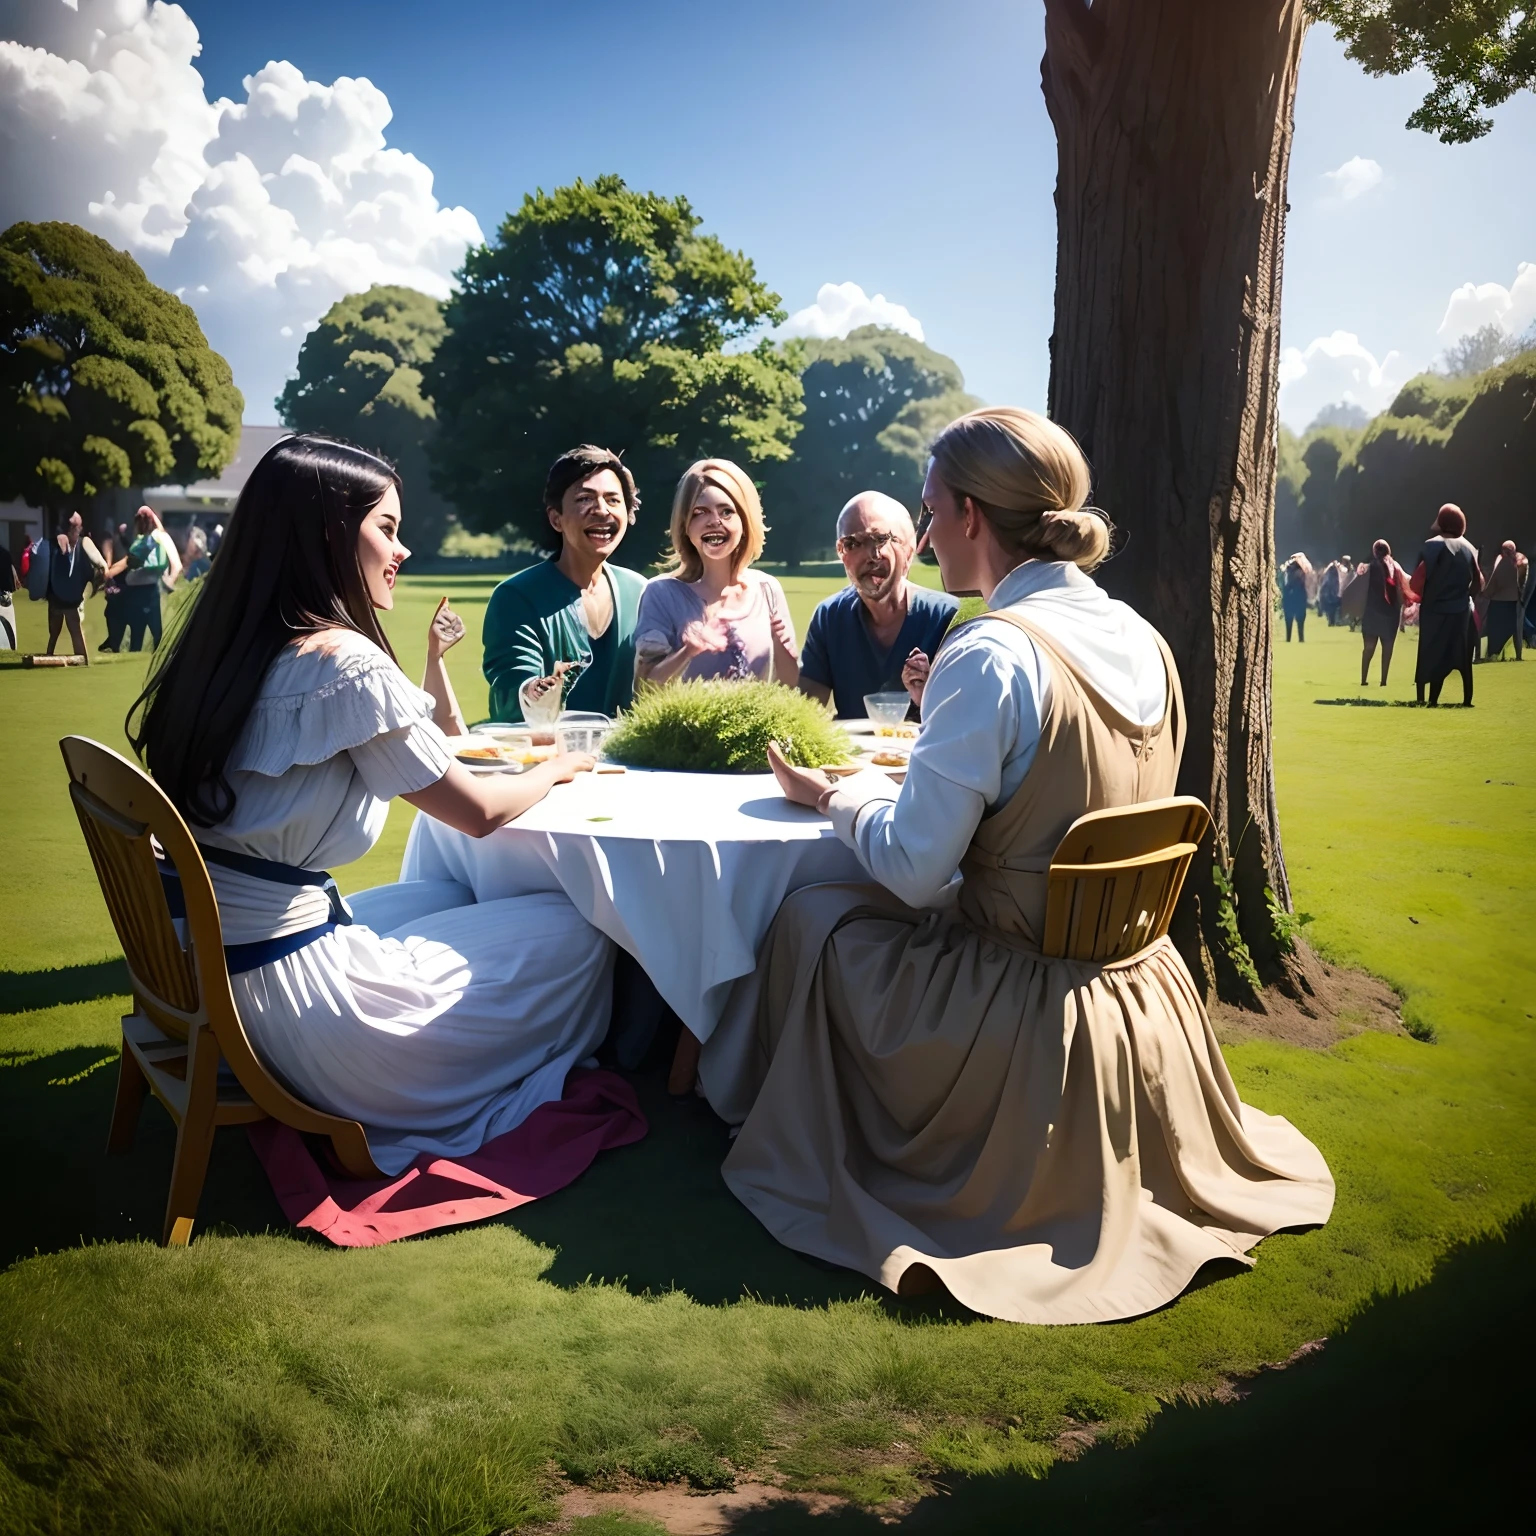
[1,580,1533,1530]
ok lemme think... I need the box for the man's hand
[901,647,931,707]
[524,658,579,703]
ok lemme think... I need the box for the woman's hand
[680,616,730,655]
[546,751,595,784]
[427,597,465,661]
[768,608,799,661]
[901,648,931,706]
[767,741,836,811]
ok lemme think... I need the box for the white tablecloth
[399,769,866,1040]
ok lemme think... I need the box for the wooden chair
[59,737,381,1245]
[1041,795,1211,962]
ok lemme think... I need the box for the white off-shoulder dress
[193,630,614,1175]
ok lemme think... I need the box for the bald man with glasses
[798,492,958,718]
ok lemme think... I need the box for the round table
[399,768,867,1040]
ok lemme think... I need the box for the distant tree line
[278,176,977,567]
[1276,345,1536,569]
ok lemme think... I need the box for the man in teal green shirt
[482,444,649,722]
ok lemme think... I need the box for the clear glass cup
[863,691,913,727]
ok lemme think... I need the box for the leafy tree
[0,221,242,524]
[1311,0,1536,142]
[1039,0,1532,1005]
[426,176,802,565]
[763,327,981,563]
[279,285,455,558]
[1439,319,1536,377]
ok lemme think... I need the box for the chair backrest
[60,736,222,1041]
[1040,796,1211,963]
[58,738,307,1109]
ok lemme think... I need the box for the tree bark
[1042,0,1310,1006]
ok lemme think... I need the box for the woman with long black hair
[130,434,614,1175]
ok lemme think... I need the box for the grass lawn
[0,572,1532,1532]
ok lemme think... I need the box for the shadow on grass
[0,1039,970,1319]
[496,1068,978,1320]
[0,1045,286,1267]
[725,1207,1536,1531]
[0,958,131,1013]
[1313,697,1424,707]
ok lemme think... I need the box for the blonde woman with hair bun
[633,458,798,687]
[702,403,1334,1327]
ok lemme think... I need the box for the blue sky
[3,0,1533,428]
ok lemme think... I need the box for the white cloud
[1320,155,1384,203]
[1436,261,1536,342]
[1278,331,1406,431]
[778,281,924,342]
[0,0,483,421]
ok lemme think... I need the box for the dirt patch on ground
[542,1480,852,1532]
[1209,952,1406,1050]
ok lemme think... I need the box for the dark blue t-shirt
[800,583,960,718]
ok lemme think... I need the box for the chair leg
[162,1028,220,1246]
[667,1025,702,1096]
[106,1035,149,1154]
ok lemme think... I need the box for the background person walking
[45,512,104,662]
[1281,554,1311,642]
[104,506,180,652]
[1360,539,1406,686]
[1411,505,1482,707]
[1481,541,1525,661]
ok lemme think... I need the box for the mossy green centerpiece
[602,679,851,773]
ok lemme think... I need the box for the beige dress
[721,611,1334,1325]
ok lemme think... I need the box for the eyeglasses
[837,531,900,557]
[914,508,933,544]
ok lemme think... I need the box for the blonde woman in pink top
[634,458,799,687]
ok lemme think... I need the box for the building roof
[145,424,289,509]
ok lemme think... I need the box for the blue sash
[157,847,353,976]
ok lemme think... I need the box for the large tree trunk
[1042,0,1310,1007]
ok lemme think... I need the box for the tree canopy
[761,326,980,563]
[1309,0,1536,141]
[0,221,243,519]
[279,285,455,558]
[426,176,802,563]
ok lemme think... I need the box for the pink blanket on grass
[247,1069,647,1247]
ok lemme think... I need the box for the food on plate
[871,751,909,767]
[875,724,917,739]
[455,745,506,762]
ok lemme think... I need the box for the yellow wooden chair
[1041,795,1212,962]
[60,737,381,1245]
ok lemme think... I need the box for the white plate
[840,719,918,740]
